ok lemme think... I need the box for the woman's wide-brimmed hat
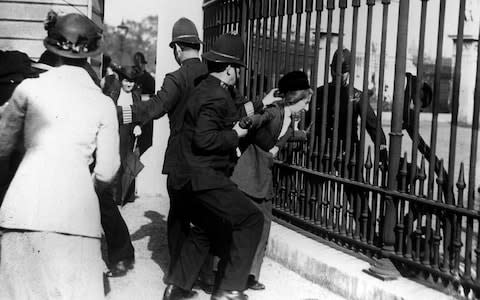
[43,11,103,59]
[202,33,246,67]
[169,17,202,48]
[278,70,311,94]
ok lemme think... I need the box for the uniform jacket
[312,83,386,153]
[131,58,208,175]
[180,75,260,191]
[0,65,120,238]
[134,69,156,95]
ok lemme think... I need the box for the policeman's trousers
[168,182,264,291]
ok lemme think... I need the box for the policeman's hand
[133,125,142,137]
[238,116,253,129]
[379,147,388,168]
[262,88,282,107]
[233,122,248,138]
[269,146,280,158]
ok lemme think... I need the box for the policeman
[313,48,388,164]
[113,17,206,298]
[311,48,388,239]
[132,51,155,95]
[164,33,264,300]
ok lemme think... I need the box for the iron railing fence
[203,0,480,297]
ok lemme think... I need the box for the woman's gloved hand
[133,125,142,137]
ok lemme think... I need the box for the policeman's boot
[163,284,198,300]
[210,290,248,300]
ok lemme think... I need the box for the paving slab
[106,195,345,300]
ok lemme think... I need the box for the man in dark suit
[164,34,265,300]
[132,51,155,95]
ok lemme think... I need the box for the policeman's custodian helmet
[202,33,246,68]
[331,48,351,74]
[43,11,102,59]
[169,17,202,48]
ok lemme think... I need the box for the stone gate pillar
[451,0,479,125]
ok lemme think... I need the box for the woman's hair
[283,88,313,106]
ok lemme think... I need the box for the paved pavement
[105,195,345,300]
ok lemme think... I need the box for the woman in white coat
[0,12,120,299]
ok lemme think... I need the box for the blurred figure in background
[133,51,155,95]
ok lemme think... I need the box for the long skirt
[0,230,105,300]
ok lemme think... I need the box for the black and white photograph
[0,0,479,299]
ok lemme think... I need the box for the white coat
[0,65,120,238]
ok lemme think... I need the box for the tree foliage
[103,16,157,73]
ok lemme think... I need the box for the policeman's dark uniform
[116,18,208,278]
[312,49,387,162]
[315,84,387,153]
[132,52,156,95]
[166,34,264,297]
[311,49,387,239]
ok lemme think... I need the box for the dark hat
[43,11,103,58]
[278,71,310,94]
[117,66,138,81]
[331,48,351,73]
[134,52,147,64]
[31,50,59,72]
[202,33,246,67]
[169,17,202,48]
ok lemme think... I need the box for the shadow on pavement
[130,210,169,276]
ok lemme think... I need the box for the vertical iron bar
[383,0,409,253]
[246,0,256,99]
[414,157,426,263]
[447,0,466,205]
[307,0,323,166]
[330,0,346,176]
[374,0,390,184]
[239,0,249,96]
[452,163,465,278]
[284,0,294,72]
[275,0,285,84]
[259,0,270,96]
[318,0,334,171]
[302,0,313,73]
[343,0,360,178]
[292,0,303,69]
[405,0,428,261]
[426,0,446,211]
[464,18,480,281]
[348,144,357,238]
[363,147,373,242]
[251,0,263,100]
[397,153,408,255]
[267,0,278,90]
[425,0,446,270]
[335,141,344,232]
[343,0,360,238]
[433,159,445,271]
[358,0,375,182]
